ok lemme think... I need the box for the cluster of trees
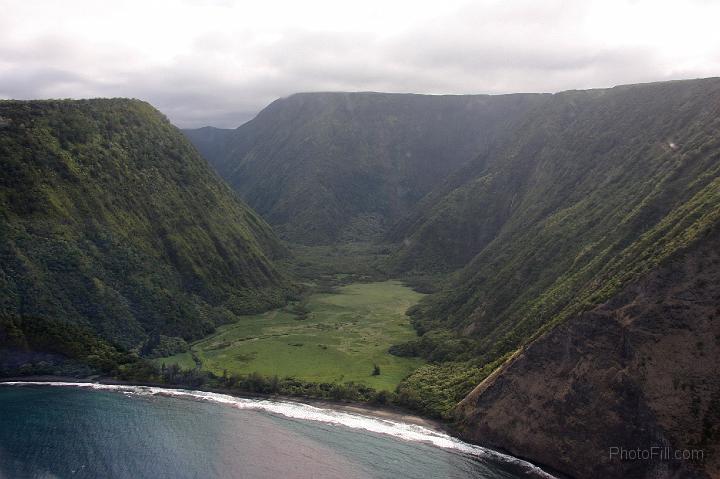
[288,300,311,321]
[132,364,397,405]
[389,329,478,363]
[393,357,509,418]
[216,372,392,403]
[141,335,189,358]
[0,314,129,377]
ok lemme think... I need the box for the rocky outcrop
[456,229,720,478]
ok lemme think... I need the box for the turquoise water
[0,384,553,479]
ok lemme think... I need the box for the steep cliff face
[395,78,720,412]
[391,78,720,275]
[455,227,720,479]
[0,99,291,348]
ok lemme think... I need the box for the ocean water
[0,383,555,479]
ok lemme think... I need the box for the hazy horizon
[2,0,719,128]
[182,75,720,129]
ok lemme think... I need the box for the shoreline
[0,376,562,478]
[0,375,448,432]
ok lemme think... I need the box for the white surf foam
[1,381,557,478]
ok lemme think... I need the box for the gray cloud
[1,0,718,128]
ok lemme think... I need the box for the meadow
[158,281,425,391]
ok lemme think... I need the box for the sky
[1,0,719,128]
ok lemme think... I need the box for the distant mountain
[185,92,547,244]
[0,99,291,349]
[182,126,233,166]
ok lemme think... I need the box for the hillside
[186,92,547,244]
[456,224,720,478]
[392,78,720,363]
[0,99,291,350]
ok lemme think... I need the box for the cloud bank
[1,0,718,127]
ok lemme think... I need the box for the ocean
[0,383,555,479]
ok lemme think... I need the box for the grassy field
[157,281,425,391]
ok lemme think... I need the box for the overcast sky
[1,0,719,128]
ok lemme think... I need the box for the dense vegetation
[0,314,129,377]
[0,99,291,350]
[185,92,547,244]
[391,78,720,415]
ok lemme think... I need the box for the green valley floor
[158,281,425,391]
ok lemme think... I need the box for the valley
[158,280,425,391]
[3,78,720,478]
[4,1,720,477]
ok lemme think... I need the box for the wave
[1,381,556,478]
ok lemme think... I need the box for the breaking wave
[1,381,556,478]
